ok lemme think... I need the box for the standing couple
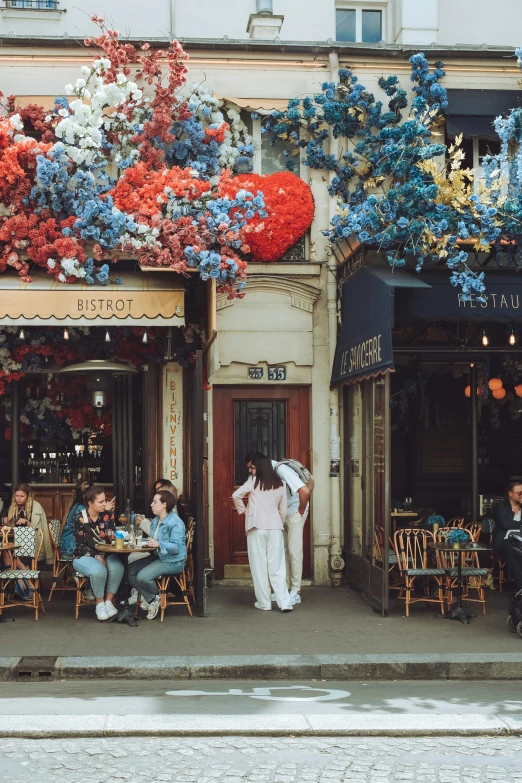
[232,452,310,612]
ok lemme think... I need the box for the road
[0,678,521,715]
[1,680,522,782]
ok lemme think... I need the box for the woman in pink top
[233,458,293,612]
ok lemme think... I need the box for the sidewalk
[0,582,519,658]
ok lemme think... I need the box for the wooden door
[213,386,311,579]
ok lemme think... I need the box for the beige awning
[0,271,185,326]
[219,97,289,115]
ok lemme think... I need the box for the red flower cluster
[220,171,315,262]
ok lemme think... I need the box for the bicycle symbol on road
[164,686,352,702]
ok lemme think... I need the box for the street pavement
[1,678,522,716]
[2,736,522,782]
[2,680,522,780]
[1,584,520,658]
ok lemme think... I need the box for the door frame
[212,385,311,580]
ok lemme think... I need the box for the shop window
[447,135,501,193]
[336,7,383,43]
[260,118,292,175]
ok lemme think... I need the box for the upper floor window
[336,7,382,43]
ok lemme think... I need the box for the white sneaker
[289,590,301,605]
[95,602,109,621]
[140,599,150,610]
[280,604,293,613]
[84,588,95,601]
[104,600,118,619]
[127,589,138,606]
[146,596,161,620]
[254,602,271,611]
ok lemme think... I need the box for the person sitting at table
[493,481,522,590]
[127,490,187,621]
[61,479,91,559]
[1,483,53,567]
[72,485,123,622]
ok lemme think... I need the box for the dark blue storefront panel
[395,273,522,324]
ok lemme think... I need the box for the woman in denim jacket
[127,490,187,620]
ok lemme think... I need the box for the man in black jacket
[493,481,522,590]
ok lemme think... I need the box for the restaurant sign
[331,268,394,385]
[0,271,185,325]
[396,273,522,324]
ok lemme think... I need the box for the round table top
[428,541,491,552]
[95,543,152,555]
[0,542,20,551]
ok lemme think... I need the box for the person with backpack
[245,452,312,606]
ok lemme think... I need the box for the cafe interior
[336,257,522,616]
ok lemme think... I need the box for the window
[361,9,382,43]
[336,7,383,43]
[336,9,356,42]
[261,119,291,175]
[447,134,501,193]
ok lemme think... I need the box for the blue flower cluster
[261,52,522,299]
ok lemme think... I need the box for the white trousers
[247,528,292,610]
[283,508,309,592]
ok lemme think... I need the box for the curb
[0,713,521,738]
[2,653,522,681]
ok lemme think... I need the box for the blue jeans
[73,555,124,599]
[128,554,183,603]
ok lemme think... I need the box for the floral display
[263,51,522,300]
[220,172,315,263]
[0,17,315,295]
[0,323,203,441]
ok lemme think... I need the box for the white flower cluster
[0,346,22,375]
[189,86,254,170]
[56,59,143,168]
[58,257,86,282]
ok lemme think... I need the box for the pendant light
[105,330,111,343]
[18,328,25,340]
[509,330,517,346]
[63,327,70,340]
[142,330,148,344]
[481,330,488,347]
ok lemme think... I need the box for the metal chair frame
[394,528,446,617]
[48,519,77,601]
[435,529,488,615]
[0,527,45,620]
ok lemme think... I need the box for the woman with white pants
[233,458,293,612]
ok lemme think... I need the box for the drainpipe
[256,0,274,13]
[327,51,344,585]
[169,0,176,38]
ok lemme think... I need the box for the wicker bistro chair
[48,519,77,601]
[394,529,446,616]
[375,526,401,593]
[184,517,196,606]
[0,527,45,620]
[446,517,465,528]
[434,529,489,614]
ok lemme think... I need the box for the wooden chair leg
[405,577,410,617]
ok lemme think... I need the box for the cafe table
[95,542,147,627]
[0,541,20,623]
[428,541,491,624]
[391,511,418,532]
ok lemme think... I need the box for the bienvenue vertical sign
[162,363,183,492]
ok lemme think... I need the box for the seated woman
[128,489,187,620]
[72,485,123,622]
[1,484,53,569]
[61,479,91,559]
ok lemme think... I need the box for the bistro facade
[334,247,522,614]
[0,268,208,611]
